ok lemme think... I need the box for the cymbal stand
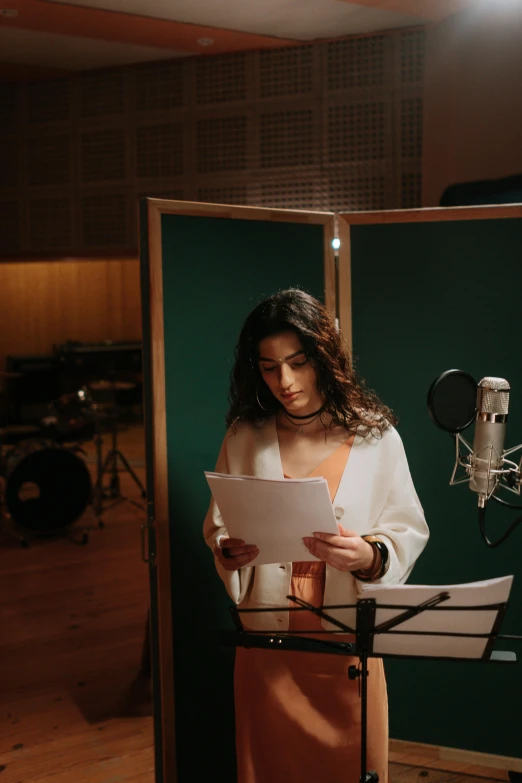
[92,402,146,519]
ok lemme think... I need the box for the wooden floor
[0,424,154,783]
[0,424,511,783]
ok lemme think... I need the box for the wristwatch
[361,535,389,580]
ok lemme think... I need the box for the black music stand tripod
[221,590,521,783]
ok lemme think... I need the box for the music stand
[220,586,521,783]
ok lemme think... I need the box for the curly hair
[226,288,396,437]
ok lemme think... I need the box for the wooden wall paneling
[0,258,141,379]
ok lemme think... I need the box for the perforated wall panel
[260,109,316,169]
[27,79,71,124]
[401,97,423,160]
[326,169,388,212]
[196,54,247,105]
[0,83,19,128]
[27,134,72,186]
[254,178,320,209]
[29,197,73,250]
[79,69,125,118]
[136,124,184,178]
[0,200,21,254]
[135,60,184,112]
[327,36,388,91]
[81,130,126,182]
[328,102,391,164]
[81,193,129,248]
[259,47,314,98]
[0,137,19,188]
[0,27,426,255]
[197,186,248,205]
[139,189,186,201]
[401,171,422,209]
[399,28,425,85]
[196,116,247,173]
[396,28,424,208]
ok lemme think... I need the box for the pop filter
[427,369,477,433]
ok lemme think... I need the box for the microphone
[469,377,510,506]
[428,369,522,546]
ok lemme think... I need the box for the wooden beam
[339,0,478,22]
[2,0,297,56]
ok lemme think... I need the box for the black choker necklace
[283,405,324,420]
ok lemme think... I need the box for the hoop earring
[256,388,270,411]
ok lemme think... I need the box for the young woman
[203,288,429,783]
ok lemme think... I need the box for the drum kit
[0,374,146,547]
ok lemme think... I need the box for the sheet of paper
[205,471,339,566]
[357,576,513,659]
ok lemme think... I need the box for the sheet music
[205,471,339,566]
[358,576,513,659]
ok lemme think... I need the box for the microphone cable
[478,502,522,548]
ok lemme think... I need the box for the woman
[203,289,429,783]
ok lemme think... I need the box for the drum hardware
[0,424,42,445]
[0,438,92,547]
[89,380,146,516]
[41,387,95,445]
[0,376,146,544]
[0,370,23,379]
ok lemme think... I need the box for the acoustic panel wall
[0,28,425,256]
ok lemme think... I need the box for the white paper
[205,471,339,566]
[356,576,514,659]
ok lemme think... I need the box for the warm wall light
[197,38,214,47]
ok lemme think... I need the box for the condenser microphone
[469,377,510,505]
[428,369,522,546]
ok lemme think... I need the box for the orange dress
[234,440,388,783]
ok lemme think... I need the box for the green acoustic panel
[155,212,326,782]
[349,217,522,758]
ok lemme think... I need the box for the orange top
[285,437,353,577]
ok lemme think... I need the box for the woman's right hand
[214,537,259,571]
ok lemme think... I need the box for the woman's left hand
[303,524,374,572]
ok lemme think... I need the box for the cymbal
[89,380,136,392]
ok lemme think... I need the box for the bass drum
[4,440,92,533]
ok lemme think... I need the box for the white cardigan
[203,418,429,631]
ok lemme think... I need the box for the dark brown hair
[226,288,396,437]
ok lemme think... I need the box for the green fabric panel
[158,213,326,781]
[350,218,522,758]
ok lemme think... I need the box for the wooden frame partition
[140,198,336,783]
[336,202,522,768]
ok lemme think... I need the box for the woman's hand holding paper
[303,524,374,573]
[214,537,259,571]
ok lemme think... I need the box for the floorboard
[0,425,154,783]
